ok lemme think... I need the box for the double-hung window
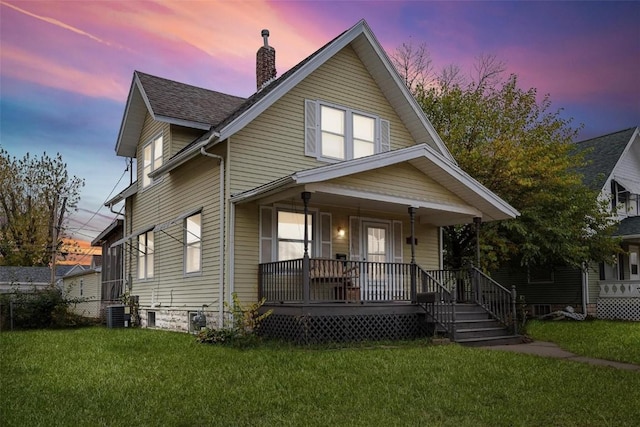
[305,100,390,162]
[185,213,202,274]
[277,210,314,260]
[142,135,163,188]
[138,231,154,279]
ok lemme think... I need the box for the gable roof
[115,72,246,157]
[613,216,640,239]
[147,19,456,178]
[573,127,638,191]
[231,144,519,224]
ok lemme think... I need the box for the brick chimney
[256,29,276,90]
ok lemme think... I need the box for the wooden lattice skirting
[259,312,432,344]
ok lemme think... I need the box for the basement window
[147,311,156,328]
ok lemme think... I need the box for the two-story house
[580,127,639,320]
[107,20,521,343]
[492,127,639,321]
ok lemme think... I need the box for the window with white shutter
[305,100,390,162]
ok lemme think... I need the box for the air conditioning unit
[106,305,125,328]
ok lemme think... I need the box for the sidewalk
[481,340,640,372]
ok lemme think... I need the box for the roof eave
[148,132,221,178]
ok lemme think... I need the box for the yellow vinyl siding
[64,272,101,318]
[170,125,204,157]
[128,114,223,310]
[328,163,467,207]
[232,203,260,302]
[229,45,416,195]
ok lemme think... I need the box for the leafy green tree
[393,43,621,271]
[0,148,84,267]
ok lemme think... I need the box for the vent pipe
[256,29,276,90]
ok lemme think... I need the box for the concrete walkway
[481,340,640,372]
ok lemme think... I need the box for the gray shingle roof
[573,127,637,191]
[136,71,246,128]
[614,216,640,237]
[0,266,51,284]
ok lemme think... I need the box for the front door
[630,245,639,281]
[362,221,391,300]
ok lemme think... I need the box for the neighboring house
[0,266,51,293]
[63,265,101,319]
[106,20,520,343]
[582,127,639,320]
[91,219,125,319]
[493,127,640,321]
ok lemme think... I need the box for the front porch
[258,258,519,344]
[597,280,640,321]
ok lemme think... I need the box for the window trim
[142,133,163,188]
[138,230,154,280]
[184,212,202,276]
[275,208,317,261]
[306,99,389,163]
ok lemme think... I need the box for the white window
[138,231,154,279]
[185,213,202,274]
[305,100,390,162]
[142,135,163,187]
[277,211,314,260]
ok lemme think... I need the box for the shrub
[0,287,93,330]
[196,293,272,348]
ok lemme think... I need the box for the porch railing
[418,268,457,338]
[599,280,640,298]
[469,267,518,334]
[258,258,415,303]
[257,260,517,335]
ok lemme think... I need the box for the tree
[0,149,84,267]
[392,44,621,271]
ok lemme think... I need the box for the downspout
[200,146,225,327]
[581,262,589,315]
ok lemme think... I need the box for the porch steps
[433,303,523,346]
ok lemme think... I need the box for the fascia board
[105,183,138,206]
[230,176,296,204]
[115,77,143,158]
[357,22,456,163]
[610,127,639,182]
[414,143,520,219]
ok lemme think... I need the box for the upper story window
[305,100,390,162]
[184,213,202,274]
[142,135,163,188]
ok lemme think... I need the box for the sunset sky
[1,1,639,262]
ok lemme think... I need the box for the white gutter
[199,145,226,327]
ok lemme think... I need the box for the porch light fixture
[337,227,345,238]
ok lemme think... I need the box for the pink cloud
[1,44,127,100]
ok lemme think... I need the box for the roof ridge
[574,126,638,145]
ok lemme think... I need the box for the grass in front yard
[526,319,640,365]
[2,327,639,426]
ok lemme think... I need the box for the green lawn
[1,326,639,427]
[526,319,640,365]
